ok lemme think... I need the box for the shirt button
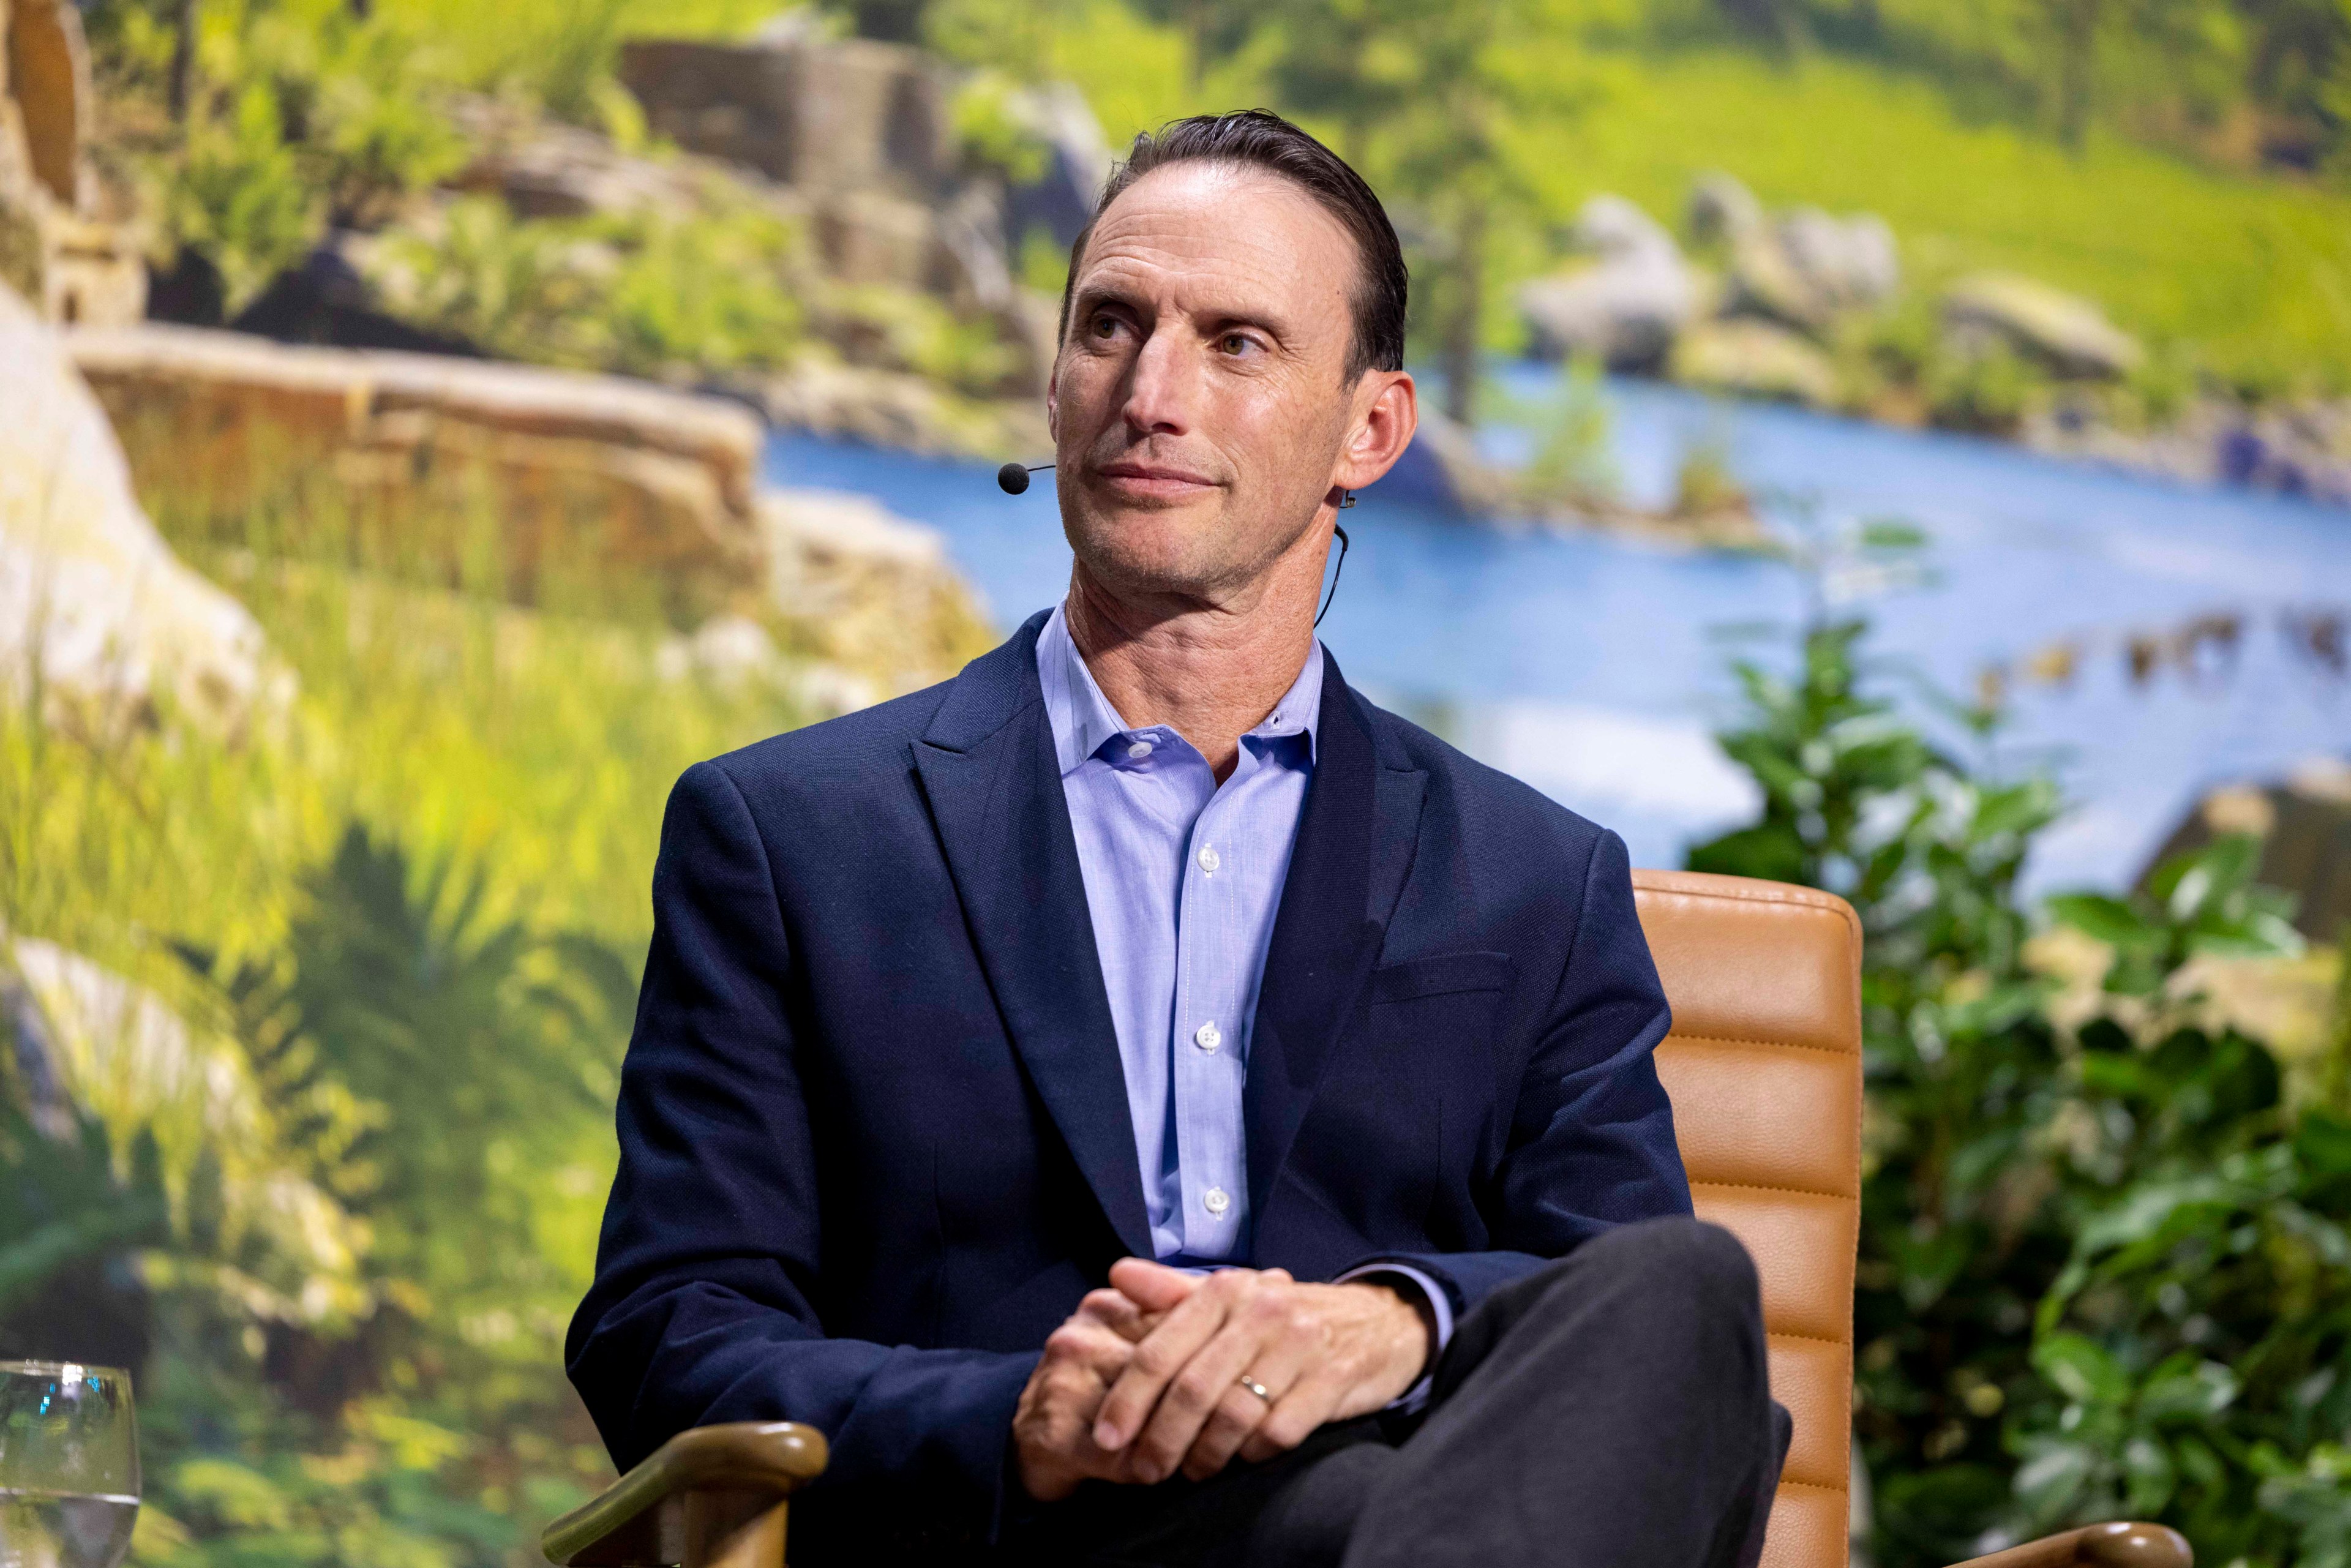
[1197,844,1221,874]
[1193,1021,1222,1052]
[1125,739,1152,760]
[1203,1187,1231,1216]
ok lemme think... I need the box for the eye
[1090,312,1120,340]
[1218,332,1257,357]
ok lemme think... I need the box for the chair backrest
[1631,869,1864,1568]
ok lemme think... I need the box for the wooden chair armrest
[542,1422,830,1568]
[1946,1521,2192,1568]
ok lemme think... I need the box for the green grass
[0,545,802,1035]
[1554,49,2351,394]
[1013,7,2351,394]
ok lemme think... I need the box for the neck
[1063,523,1332,781]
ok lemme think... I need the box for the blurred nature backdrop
[4,0,2351,1564]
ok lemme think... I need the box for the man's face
[1049,162,1378,604]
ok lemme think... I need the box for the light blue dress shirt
[1037,606,1452,1392]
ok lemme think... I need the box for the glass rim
[0,1361,132,1381]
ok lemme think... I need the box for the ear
[1047,361,1060,446]
[1330,370,1418,493]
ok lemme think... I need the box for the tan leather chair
[543,871,2190,1568]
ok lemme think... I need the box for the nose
[1120,320,1198,439]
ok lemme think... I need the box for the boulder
[1943,272,2143,380]
[758,355,1048,457]
[1774,208,1899,311]
[757,487,991,695]
[0,283,282,738]
[1519,195,1696,371]
[446,107,728,222]
[1724,211,1898,333]
[1687,172,1763,248]
[65,323,770,622]
[1670,318,1839,408]
[618,34,956,201]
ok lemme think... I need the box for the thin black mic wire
[1002,462,1351,625]
[1316,518,1350,628]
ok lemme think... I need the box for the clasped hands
[1013,1258,1431,1502]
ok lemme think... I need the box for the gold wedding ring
[1237,1373,1273,1404]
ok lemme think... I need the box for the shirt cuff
[1334,1262,1454,1414]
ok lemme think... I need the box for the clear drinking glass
[0,1364,140,1568]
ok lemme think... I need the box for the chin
[1069,508,1233,598]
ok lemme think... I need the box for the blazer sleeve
[565,760,1037,1540]
[1344,827,1693,1321]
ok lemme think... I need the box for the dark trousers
[1006,1217,1791,1568]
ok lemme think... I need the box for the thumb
[1108,1256,1204,1313]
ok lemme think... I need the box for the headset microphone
[992,462,1353,623]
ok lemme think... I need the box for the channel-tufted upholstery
[1633,868,1864,1568]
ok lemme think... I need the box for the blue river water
[764,366,2351,894]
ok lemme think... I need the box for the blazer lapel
[1243,661,1428,1220]
[909,613,1154,1259]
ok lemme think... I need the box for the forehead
[1078,162,1358,327]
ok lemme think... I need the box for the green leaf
[2033,1332,2129,1406]
[2046,893,2156,948]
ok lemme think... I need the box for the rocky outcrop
[62,321,993,695]
[1670,318,1839,407]
[67,324,770,622]
[1520,196,1697,371]
[1943,272,2143,380]
[757,356,1049,457]
[759,487,992,694]
[619,32,956,201]
[613,29,1027,317]
[1690,173,1899,334]
[2138,759,2351,942]
[430,89,1057,397]
[0,0,144,326]
[0,285,280,738]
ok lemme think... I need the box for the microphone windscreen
[996,462,1031,496]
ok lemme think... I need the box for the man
[569,111,1787,1567]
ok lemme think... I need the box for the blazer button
[1204,1187,1231,1216]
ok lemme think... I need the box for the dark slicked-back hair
[1056,109,1408,380]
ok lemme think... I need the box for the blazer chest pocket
[1369,950,1515,1006]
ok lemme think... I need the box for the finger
[1180,1381,1282,1482]
[1043,1319,1134,1390]
[1093,1271,1250,1454]
[1176,1283,1317,1479]
[1129,1293,1282,1482]
[1237,1360,1352,1465]
[1077,1287,1153,1341]
[1109,1256,1208,1314]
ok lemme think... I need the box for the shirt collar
[1037,602,1324,777]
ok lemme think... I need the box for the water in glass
[0,1365,139,1568]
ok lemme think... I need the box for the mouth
[1093,461,1220,501]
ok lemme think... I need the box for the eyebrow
[1068,279,1300,352]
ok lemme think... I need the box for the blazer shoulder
[1360,695,1617,862]
[699,677,957,808]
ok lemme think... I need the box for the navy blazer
[567,611,1691,1553]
